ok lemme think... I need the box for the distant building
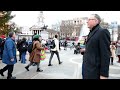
[118,25,120,40]
[46,29,59,39]
[108,22,118,41]
[29,11,45,35]
[29,25,42,35]
[100,19,109,29]
[60,17,88,39]
[16,11,59,41]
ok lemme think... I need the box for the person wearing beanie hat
[32,34,42,66]
[33,35,41,39]
[25,34,44,72]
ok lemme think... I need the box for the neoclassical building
[29,25,43,35]
[60,17,88,39]
[29,11,45,35]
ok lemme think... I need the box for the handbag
[40,50,46,61]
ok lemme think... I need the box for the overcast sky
[11,11,120,28]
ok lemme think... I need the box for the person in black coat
[80,14,111,79]
[64,40,67,50]
[17,39,22,61]
[19,38,28,64]
[0,39,5,60]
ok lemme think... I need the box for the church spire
[37,11,45,27]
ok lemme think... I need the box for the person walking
[0,32,17,79]
[116,40,120,63]
[16,39,22,61]
[110,42,116,65]
[20,37,28,64]
[48,35,62,66]
[64,40,67,50]
[80,14,111,79]
[25,35,44,72]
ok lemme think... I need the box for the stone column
[35,30,37,35]
[33,30,35,34]
[38,30,39,35]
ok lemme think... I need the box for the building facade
[60,17,87,39]
[117,25,120,40]
[46,29,59,39]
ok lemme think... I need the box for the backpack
[50,40,56,49]
[21,43,28,52]
[27,43,33,53]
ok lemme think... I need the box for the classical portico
[29,11,45,35]
[30,25,43,35]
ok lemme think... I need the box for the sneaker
[21,62,26,64]
[0,69,4,76]
[48,64,53,66]
[59,62,62,65]
[7,76,16,79]
[25,66,29,71]
[36,68,43,72]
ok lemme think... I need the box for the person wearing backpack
[20,38,28,64]
[27,42,33,54]
[25,35,44,72]
[48,35,62,66]
[27,40,37,66]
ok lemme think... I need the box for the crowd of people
[0,14,120,79]
[0,32,63,79]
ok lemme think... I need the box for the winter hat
[33,34,41,39]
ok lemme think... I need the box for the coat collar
[7,37,15,42]
[86,24,101,43]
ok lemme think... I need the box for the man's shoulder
[5,38,14,46]
[6,38,11,42]
[98,27,110,35]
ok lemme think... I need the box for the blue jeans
[21,52,26,64]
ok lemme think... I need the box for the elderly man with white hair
[80,14,111,79]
